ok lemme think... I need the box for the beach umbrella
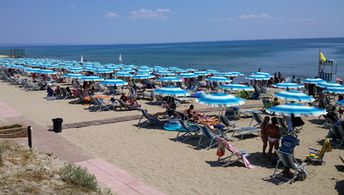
[156,77,182,83]
[316,82,343,88]
[38,69,57,75]
[121,67,135,73]
[220,84,254,91]
[93,69,113,74]
[323,87,344,94]
[216,72,244,77]
[273,83,304,89]
[245,74,270,80]
[155,70,175,76]
[63,73,82,79]
[254,72,271,77]
[337,100,344,106]
[79,76,104,82]
[274,90,315,103]
[302,78,325,84]
[206,69,218,74]
[194,71,208,76]
[68,67,83,73]
[179,73,197,78]
[25,68,42,73]
[196,92,245,107]
[153,87,189,97]
[132,74,154,80]
[101,79,128,86]
[267,103,326,117]
[206,76,231,83]
[115,72,133,77]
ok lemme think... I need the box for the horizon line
[1,36,343,48]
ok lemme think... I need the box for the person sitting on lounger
[260,116,270,155]
[185,105,218,123]
[54,85,62,96]
[266,117,280,160]
[272,98,280,106]
[120,93,140,107]
[47,84,54,97]
[154,97,177,118]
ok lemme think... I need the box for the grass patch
[60,163,99,192]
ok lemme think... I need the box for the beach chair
[216,137,253,168]
[176,120,201,141]
[272,150,308,184]
[306,139,332,165]
[117,99,140,110]
[137,108,163,128]
[232,126,261,140]
[220,115,236,132]
[277,118,289,136]
[197,126,219,149]
[249,111,263,127]
[330,124,344,147]
[262,97,272,110]
[90,98,111,112]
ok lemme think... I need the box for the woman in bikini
[260,116,270,155]
[266,117,280,160]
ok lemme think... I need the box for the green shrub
[60,163,98,192]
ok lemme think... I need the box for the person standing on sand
[260,116,270,155]
[266,117,280,159]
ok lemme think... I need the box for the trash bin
[52,118,63,133]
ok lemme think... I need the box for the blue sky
[0,0,343,45]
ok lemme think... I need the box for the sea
[1,38,344,79]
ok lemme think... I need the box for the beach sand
[0,80,343,195]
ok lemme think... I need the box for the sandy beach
[0,80,343,195]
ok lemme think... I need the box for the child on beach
[260,116,270,155]
[266,117,280,159]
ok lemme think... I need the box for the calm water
[1,38,344,78]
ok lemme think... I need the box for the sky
[0,0,343,45]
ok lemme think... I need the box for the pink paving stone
[115,173,139,184]
[116,188,141,195]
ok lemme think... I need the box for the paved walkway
[0,100,164,195]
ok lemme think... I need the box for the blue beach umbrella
[254,72,271,77]
[115,72,133,77]
[246,74,270,80]
[206,76,231,83]
[196,93,245,107]
[274,90,315,103]
[67,67,83,73]
[156,77,182,83]
[273,83,304,89]
[25,68,42,73]
[179,73,197,78]
[79,76,104,82]
[206,69,218,74]
[216,72,244,77]
[220,84,254,91]
[316,82,343,88]
[267,103,327,117]
[155,70,175,76]
[93,69,113,74]
[323,87,344,94]
[153,87,189,97]
[337,100,344,106]
[194,71,208,76]
[302,78,325,84]
[132,74,154,80]
[101,79,128,86]
[38,69,57,75]
[63,73,83,79]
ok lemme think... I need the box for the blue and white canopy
[25,68,42,73]
[323,87,344,94]
[215,72,243,77]
[156,77,182,83]
[273,82,304,89]
[246,74,270,80]
[67,67,83,73]
[155,70,175,76]
[115,72,132,77]
[93,68,113,74]
[206,76,231,83]
[63,73,82,79]
[302,78,324,84]
[196,93,245,107]
[220,84,254,91]
[194,71,208,76]
[316,82,343,88]
[79,76,104,82]
[132,74,154,80]
[100,79,128,86]
[254,72,271,77]
[153,87,189,97]
[274,90,315,103]
[337,100,344,106]
[267,103,327,117]
[179,72,197,78]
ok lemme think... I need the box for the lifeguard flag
[320,51,327,63]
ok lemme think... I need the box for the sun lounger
[216,137,253,168]
[272,150,308,184]
[220,115,236,132]
[137,108,163,128]
[176,120,201,141]
[249,111,263,127]
[197,126,219,149]
[117,99,140,110]
[89,97,111,112]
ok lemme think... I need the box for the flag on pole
[320,51,327,64]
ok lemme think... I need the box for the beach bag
[216,142,225,158]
